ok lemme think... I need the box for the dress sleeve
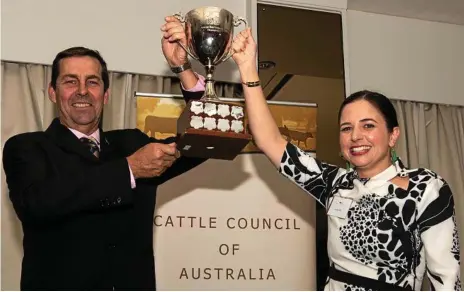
[417,176,461,290]
[278,142,345,208]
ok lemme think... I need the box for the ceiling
[348,0,464,26]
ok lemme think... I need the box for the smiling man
[2,46,206,290]
[49,52,109,134]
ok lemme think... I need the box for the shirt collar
[68,128,100,146]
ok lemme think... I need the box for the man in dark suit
[2,43,206,290]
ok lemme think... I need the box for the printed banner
[136,93,318,290]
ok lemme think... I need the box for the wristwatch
[170,61,191,74]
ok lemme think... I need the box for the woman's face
[339,99,399,177]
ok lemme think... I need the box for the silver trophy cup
[173,7,252,160]
[174,6,247,100]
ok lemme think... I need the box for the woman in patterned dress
[230,28,461,291]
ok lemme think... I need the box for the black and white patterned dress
[279,143,461,291]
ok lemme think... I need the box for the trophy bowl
[173,7,252,160]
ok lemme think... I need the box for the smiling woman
[245,86,462,291]
[217,28,462,291]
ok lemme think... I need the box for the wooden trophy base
[177,129,252,160]
[176,99,252,160]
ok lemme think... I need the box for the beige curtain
[1,62,52,291]
[1,61,238,291]
[393,99,464,285]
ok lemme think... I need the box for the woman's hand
[231,28,257,70]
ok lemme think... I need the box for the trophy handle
[234,16,248,28]
[172,12,199,61]
[220,16,249,62]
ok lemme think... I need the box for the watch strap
[170,61,192,74]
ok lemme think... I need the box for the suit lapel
[99,131,116,161]
[45,118,99,162]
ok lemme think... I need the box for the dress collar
[350,158,409,184]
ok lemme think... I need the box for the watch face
[171,66,182,73]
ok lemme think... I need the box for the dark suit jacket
[2,89,206,291]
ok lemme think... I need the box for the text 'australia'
[179,268,276,280]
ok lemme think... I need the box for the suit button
[101,198,111,208]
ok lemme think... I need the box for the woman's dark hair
[51,46,109,92]
[338,90,399,132]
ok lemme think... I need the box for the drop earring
[340,152,353,171]
[345,161,353,171]
[391,148,398,163]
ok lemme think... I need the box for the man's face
[49,56,108,134]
